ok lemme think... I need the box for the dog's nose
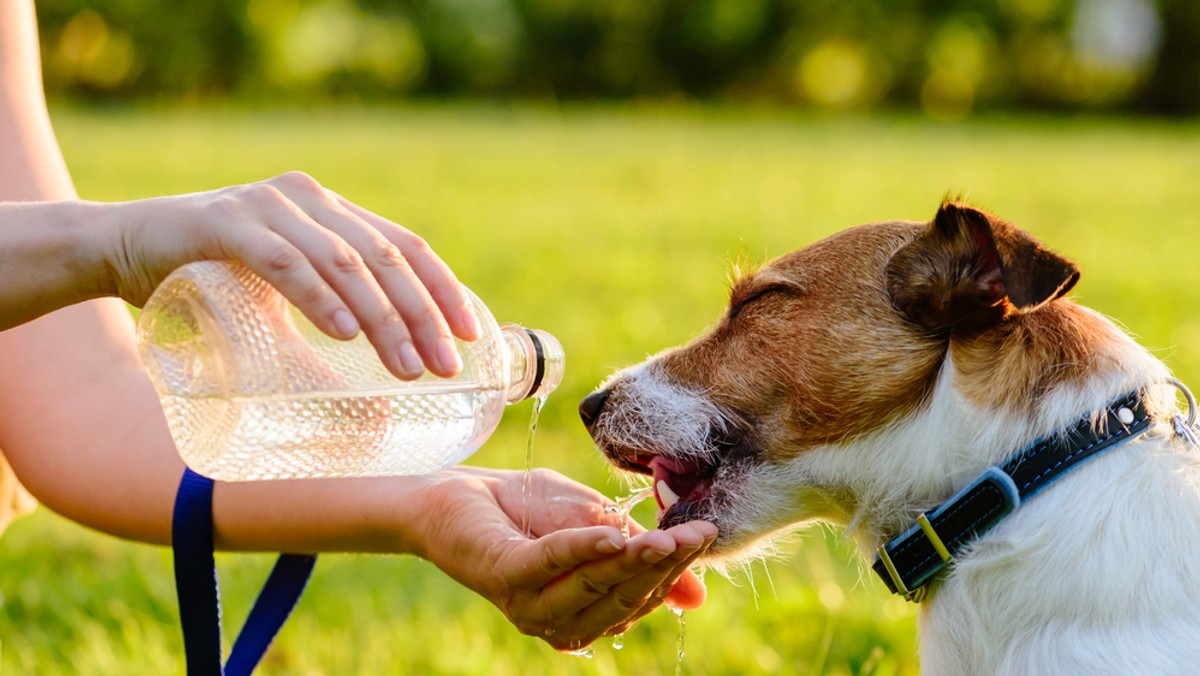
[579,389,611,428]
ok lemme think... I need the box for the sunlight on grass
[2,104,1198,674]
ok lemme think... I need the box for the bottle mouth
[502,324,565,403]
[522,328,564,400]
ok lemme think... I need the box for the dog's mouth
[606,441,735,529]
[583,383,757,536]
[649,455,717,522]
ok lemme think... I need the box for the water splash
[605,484,654,538]
[520,395,547,537]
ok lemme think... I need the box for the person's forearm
[0,4,120,328]
[0,299,427,555]
[214,474,429,554]
[0,201,116,329]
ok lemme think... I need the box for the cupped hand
[100,171,476,379]
[413,466,716,651]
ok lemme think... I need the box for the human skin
[0,0,714,650]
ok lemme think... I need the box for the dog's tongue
[650,456,706,510]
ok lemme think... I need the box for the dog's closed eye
[728,283,800,320]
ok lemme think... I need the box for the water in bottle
[137,261,563,481]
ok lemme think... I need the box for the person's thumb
[665,568,707,611]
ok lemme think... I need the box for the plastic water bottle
[136,261,564,481]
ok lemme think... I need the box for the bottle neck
[501,324,564,404]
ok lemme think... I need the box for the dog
[580,200,1200,674]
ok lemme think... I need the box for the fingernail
[396,341,423,377]
[641,547,671,564]
[332,309,359,338]
[437,339,462,375]
[596,537,622,554]
[461,306,480,340]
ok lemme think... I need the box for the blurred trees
[33,0,1198,115]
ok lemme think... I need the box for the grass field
[2,104,1199,675]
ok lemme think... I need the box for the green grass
[3,104,1200,674]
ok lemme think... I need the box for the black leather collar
[872,389,1153,602]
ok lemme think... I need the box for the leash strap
[173,468,317,675]
[872,389,1153,601]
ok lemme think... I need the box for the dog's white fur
[586,207,1200,674]
[595,362,735,461]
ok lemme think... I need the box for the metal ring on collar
[1166,377,1197,428]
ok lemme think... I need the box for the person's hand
[411,466,716,650]
[97,171,476,379]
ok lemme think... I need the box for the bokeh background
[2,1,1199,674]
[30,0,1200,116]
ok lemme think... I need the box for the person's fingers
[266,176,462,377]
[618,549,708,629]
[335,195,478,342]
[211,215,359,343]
[533,528,680,619]
[235,178,431,380]
[502,525,627,589]
[566,521,713,634]
[641,523,714,615]
[522,531,680,651]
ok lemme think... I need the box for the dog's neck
[785,300,1174,552]
[780,300,1200,673]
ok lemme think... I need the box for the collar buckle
[873,467,1020,602]
[875,514,951,602]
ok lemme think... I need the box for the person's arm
[0,0,73,202]
[0,0,466,544]
[0,178,482,380]
[1,6,475,380]
[0,0,712,648]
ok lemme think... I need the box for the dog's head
[581,200,1090,561]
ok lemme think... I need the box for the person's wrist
[68,199,124,300]
[371,474,443,558]
[402,470,508,598]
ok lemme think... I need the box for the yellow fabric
[0,449,36,536]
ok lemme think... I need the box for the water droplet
[567,639,595,659]
[612,632,625,650]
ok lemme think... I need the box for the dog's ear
[887,200,1080,332]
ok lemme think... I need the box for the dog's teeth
[657,479,680,509]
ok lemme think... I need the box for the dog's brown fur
[650,201,1083,459]
[656,221,940,457]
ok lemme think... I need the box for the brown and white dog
[581,201,1200,674]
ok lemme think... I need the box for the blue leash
[173,468,317,675]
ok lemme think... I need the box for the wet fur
[585,201,1200,674]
